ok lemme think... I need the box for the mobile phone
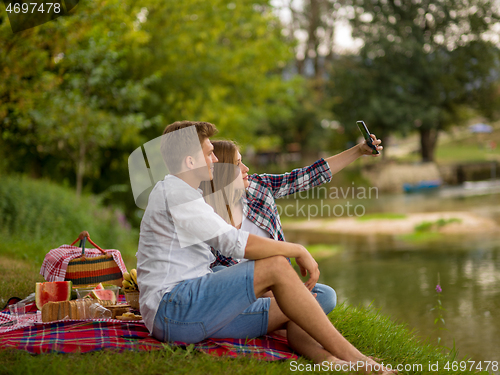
[356,121,380,154]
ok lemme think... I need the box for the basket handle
[70,231,109,257]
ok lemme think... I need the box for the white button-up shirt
[137,175,249,333]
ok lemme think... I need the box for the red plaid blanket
[40,245,128,282]
[0,302,297,361]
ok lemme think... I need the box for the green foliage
[0,0,298,212]
[0,174,138,265]
[431,274,447,346]
[357,212,407,221]
[331,0,500,162]
[131,0,298,145]
[415,218,461,232]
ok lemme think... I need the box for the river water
[280,189,500,367]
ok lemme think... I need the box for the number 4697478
[6,3,61,14]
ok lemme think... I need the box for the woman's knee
[312,283,337,315]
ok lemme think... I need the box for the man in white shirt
[136,121,394,374]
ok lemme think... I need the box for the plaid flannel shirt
[210,158,332,267]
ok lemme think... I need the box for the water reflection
[309,236,500,365]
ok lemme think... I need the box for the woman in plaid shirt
[203,136,382,314]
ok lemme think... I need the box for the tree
[0,0,151,196]
[331,0,500,162]
[1,0,302,205]
[130,0,298,145]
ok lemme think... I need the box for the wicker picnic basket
[65,231,124,287]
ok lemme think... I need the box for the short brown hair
[160,121,217,174]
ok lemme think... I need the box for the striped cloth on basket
[40,245,128,282]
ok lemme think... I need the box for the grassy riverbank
[0,256,485,375]
[0,175,489,374]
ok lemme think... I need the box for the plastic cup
[8,302,25,324]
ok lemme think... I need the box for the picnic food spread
[35,281,73,309]
[38,283,139,322]
[1,233,297,361]
[121,269,139,293]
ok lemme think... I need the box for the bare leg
[255,256,396,374]
[287,321,347,365]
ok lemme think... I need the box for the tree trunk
[76,141,86,197]
[419,128,438,162]
[307,0,321,80]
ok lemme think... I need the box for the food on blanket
[90,289,117,304]
[130,269,138,285]
[75,284,119,304]
[122,269,139,292]
[35,281,73,310]
[41,299,118,322]
[107,304,131,319]
[116,312,142,321]
[75,283,104,298]
[42,299,90,322]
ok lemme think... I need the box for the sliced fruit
[35,281,73,310]
[90,289,117,304]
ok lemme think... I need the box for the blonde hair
[200,140,244,227]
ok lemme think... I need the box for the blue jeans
[152,261,270,343]
[212,265,337,315]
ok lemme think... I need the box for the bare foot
[357,356,398,375]
[323,355,351,372]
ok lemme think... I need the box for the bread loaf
[41,299,120,322]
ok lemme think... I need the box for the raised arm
[324,134,383,176]
[250,159,332,199]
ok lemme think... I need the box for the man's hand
[359,134,383,156]
[294,245,320,291]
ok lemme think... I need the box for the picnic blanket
[40,244,128,282]
[0,301,297,361]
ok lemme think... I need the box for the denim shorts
[152,260,270,344]
[212,265,337,315]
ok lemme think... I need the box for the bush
[0,174,138,265]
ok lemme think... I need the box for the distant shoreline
[282,211,499,236]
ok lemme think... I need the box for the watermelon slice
[90,289,117,304]
[94,283,104,290]
[36,281,73,310]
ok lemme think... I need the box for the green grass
[0,174,139,268]
[434,143,500,164]
[290,244,343,267]
[357,213,407,221]
[0,176,487,374]
[397,126,500,164]
[395,218,463,244]
[398,232,443,243]
[0,250,486,375]
[0,293,483,375]
[414,218,462,233]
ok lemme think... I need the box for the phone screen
[356,121,379,154]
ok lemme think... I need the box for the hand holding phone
[356,121,380,155]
